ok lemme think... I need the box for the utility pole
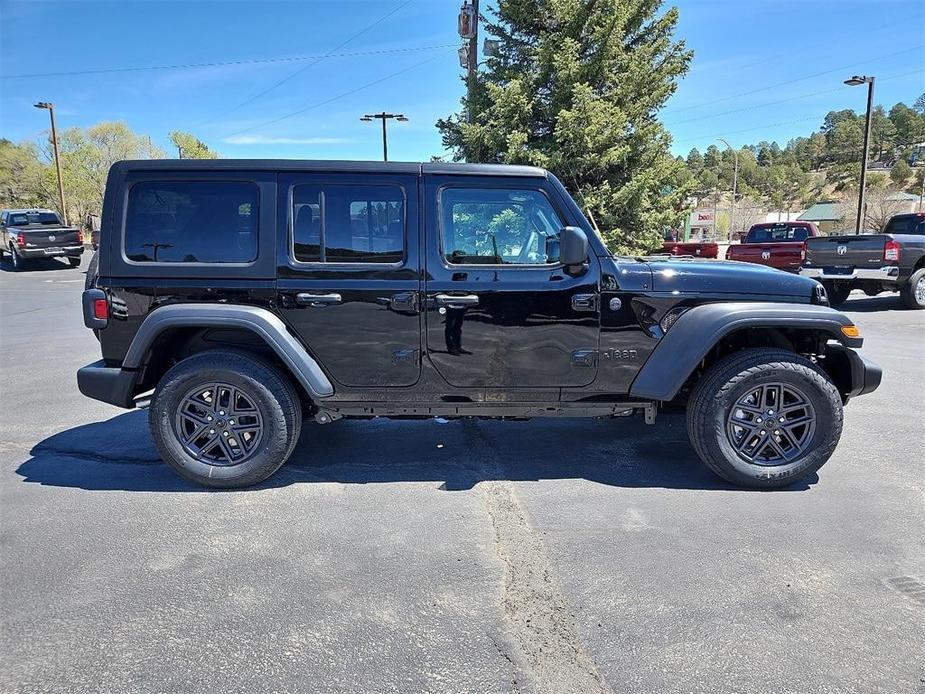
[178,145,184,159]
[34,102,67,225]
[360,112,408,161]
[717,138,738,239]
[844,75,875,234]
[467,0,479,123]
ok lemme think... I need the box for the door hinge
[571,293,598,312]
[571,349,599,367]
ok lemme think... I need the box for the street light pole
[34,102,67,225]
[717,138,738,238]
[844,75,875,234]
[360,112,408,162]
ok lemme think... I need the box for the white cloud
[223,135,352,145]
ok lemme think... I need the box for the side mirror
[559,226,589,266]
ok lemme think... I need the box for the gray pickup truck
[800,212,925,309]
[1,208,84,270]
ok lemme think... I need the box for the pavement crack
[465,421,612,694]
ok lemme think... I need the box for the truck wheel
[687,348,843,489]
[149,350,302,488]
[9,247,27,271]
[821,281,850,307]
[899,268,925,310]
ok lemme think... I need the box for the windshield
[745,224,810,243]
[8,211,61,226]
[884,215,925,235]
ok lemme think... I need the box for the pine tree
[436,0,693,254]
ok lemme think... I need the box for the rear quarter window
[124,181,259,263]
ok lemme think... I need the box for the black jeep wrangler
[78,160,881,489]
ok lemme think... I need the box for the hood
[644,258,819,298]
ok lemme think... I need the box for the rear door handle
[435,294,479,307]
[295,292,342,306]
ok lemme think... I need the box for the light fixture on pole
[717,137,739,239]
[361,112,408,162]
[844,75,875,234]
[34,102,67,225]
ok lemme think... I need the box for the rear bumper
[77,360,137,409]
[19,245,84,259]
[800,265,899,282]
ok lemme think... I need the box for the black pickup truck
[79,159,881,490]
[1,208,84,270]
[800,212,925,309]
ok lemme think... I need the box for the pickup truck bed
[800,218,925,309]
[1,209,84,270]
[727,222,818,272]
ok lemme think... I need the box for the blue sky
[1,0,922,162]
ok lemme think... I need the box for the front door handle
[295,292,342,306]
[435,294,479,307]
[571,293,598,312]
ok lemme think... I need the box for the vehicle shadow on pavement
[16,410,817,493]
[839,294,909,313]
[0,256,80,273]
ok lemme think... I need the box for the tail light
[725,246,732,260]
[93,298,109,320]
[16,232,25,248]
[800,242,807,262]
[883,239,900,262]
[76,229,83,245]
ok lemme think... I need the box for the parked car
[79,159,880,490]
[726,221,820,272]
[661,230,719,258]
[800,212,925,309]
[0,208,83,270]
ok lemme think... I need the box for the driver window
[440,187,563,265]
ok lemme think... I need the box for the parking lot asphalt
[1,253,923,694]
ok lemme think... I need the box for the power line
[664,69,923,128]
[672,116,825,147]
[222,51,450,139]
[667,46,923,116]
[200,0,416,126]
[0,43,456,79]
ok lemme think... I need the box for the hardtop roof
[112,159,548,178]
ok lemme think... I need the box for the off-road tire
[687,348,843,488]
[150,349,302,488]
[899,267,925,310]
[821,280,851,307]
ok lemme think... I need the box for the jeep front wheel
[149,350,302,488]
[686,348,843,488]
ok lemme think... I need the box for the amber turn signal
[841,325,861,338]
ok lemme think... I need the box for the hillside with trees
[678,94,925,232]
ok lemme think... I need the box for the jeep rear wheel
[687,348,843,488]
[150,350,302,488]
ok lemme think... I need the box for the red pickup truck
[726,221,820,272]
[661,231,719,258]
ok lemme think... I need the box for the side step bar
[313,401,657,424]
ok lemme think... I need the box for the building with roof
[797,201,842,234]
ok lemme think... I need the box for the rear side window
[884,216,925,235]
[125,181,259,263]
[745,224,810,242]
[291,184,404,264]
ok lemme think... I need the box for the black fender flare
[124,304,334,399]
[628,302,862,401]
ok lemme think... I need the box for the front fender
[628,302,862,401]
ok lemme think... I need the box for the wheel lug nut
[756,417,762,423]
[229,420,235,425]
[207,416,213,422]
[223,431,229,437]
[779,417,785,422]
[209,428,215,434]
[219,411,225,416]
